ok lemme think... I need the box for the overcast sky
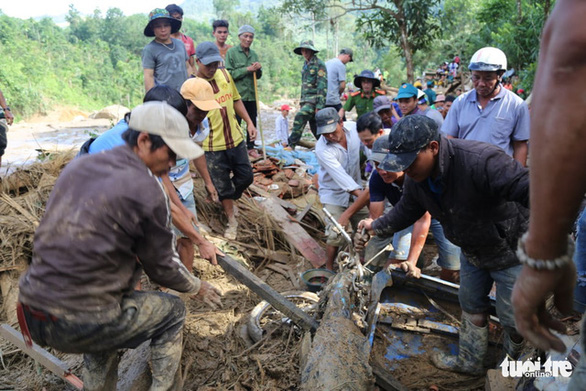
[1,0,165,19]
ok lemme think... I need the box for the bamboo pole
[253,72,267,161]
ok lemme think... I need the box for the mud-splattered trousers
[288,55,327,147]
[22,291,186,391]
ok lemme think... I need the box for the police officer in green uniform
[340,70,386,119]
[287,40,327,148]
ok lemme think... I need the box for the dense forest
[0,0,552,120]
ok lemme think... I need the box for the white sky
[0,0,165,19]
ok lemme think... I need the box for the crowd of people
[6,0,586,389]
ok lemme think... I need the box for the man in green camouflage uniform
[287,40,327,148]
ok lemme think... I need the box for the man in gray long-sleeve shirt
[18,102,222,390]
[359,115,529,376]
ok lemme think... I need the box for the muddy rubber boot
[503,332,525,360]
[431,314,488,375]
[150,332,183,391]
[82,351,120,391]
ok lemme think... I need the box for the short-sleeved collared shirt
[343,89,386,117]
[325,57,346,105]
[315,122,363,207]
[441,86,530,156]
[202,70,244,151]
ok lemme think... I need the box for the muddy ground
[2,106,577,391]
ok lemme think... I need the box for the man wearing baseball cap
[394,83,421,117]
[314,107,368,270]
[142,8,190,92]
[82,81,222,271]
[325,48,353,116]
[195,41,256,240]
[18,101,222,390]
[225,25,263,152]
[373,95,402,128]
[288,40,327,148]
[359,115,530,375]
[275,104,292,146]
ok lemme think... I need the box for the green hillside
[0,0,549,121]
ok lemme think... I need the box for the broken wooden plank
[254,197,326,268]
[371,360,409,391]
[287,269,300,289]
[217,254,319,333]
[295,201,314,221]
[265,263,289,277]
[248,184,298,211]
[0,324,83,390]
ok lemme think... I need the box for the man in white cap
[18,101,222,390]
[226,25,263,153]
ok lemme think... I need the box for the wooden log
[254,197,326,268]
[217,254,319,333]
[300,272,375,390]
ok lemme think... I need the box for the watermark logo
[500,357,573,378]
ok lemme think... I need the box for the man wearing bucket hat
[142,8,190,93]
[442,47,530,166]
[359,115,530,374]
[226,25,263,152]
[314,107,368,270]
[18,101,222,390]
[287,40,327,148]
[340,70,386,119]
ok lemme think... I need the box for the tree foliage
[0,0,550,120]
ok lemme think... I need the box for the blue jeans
[574,209,586,312]
[430,219,461,270]
[459,255,521,335]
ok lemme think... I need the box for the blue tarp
[264,145,319,175]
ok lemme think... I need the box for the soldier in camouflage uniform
[340,69,386,119]
[287,40,327,148]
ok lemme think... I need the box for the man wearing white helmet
[442,47,530,166]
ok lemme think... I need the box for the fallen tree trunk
[300,272,375,390]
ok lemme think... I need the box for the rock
[89,105,130,121]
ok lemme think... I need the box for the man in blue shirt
[442,47,530,166]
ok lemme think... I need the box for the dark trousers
[236,100,257,149]
[22,291,186,390]
[205,141,254,201]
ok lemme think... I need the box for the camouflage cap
[379,115,439,172]
[294,40,319,55]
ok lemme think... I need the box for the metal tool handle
[322,207,353,247]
